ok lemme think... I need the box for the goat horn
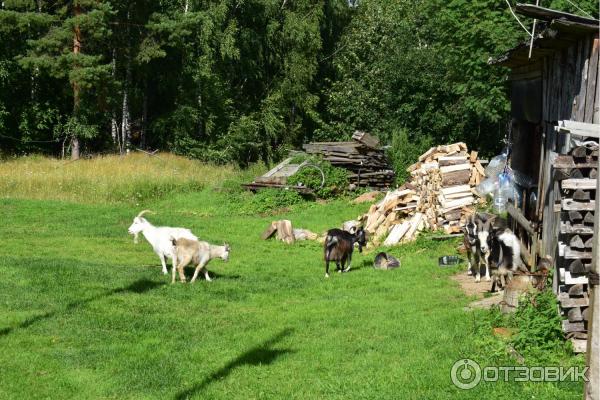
[137,209,153,218]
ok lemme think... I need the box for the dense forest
[0,0,598,165]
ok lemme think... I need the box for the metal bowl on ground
[438,255,462,267]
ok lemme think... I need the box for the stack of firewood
[358,142,486,246]
[302,131,396,189]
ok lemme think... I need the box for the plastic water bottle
[493,186,506,213]
[499,172,514,201]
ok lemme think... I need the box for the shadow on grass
[174,328,294,400]
[177,267,241,281]
[0,278,164,338]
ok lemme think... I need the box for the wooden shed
[490,4,599,352]
[490,4,600,350]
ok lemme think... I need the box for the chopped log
[571,146,588,158]
[573,189,591,201]
[583,307,589,321]
[403,213,424,242]
[570,169,585,179]
[569,283,585,297]
[584,212,595,225]
[585,236,594,249]
[568,307,583,322]
[569,211,584,222]
[383,222,410,246]
[438,155,469,166]
[441,169,471,186]
[470,150,478,163]
[275,220,295,244]
[474,160,486,176]
[590,168,597,179]
[570,259,591,274]
[570,338,588,353]
[439,163,471,174]
[570,235,585,249]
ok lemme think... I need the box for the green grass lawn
[0,188,584,399]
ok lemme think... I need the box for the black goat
[323,227,366,278]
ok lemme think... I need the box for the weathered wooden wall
[540,32,599,265]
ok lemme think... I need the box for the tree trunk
[121,11,132,151]
[71,3,82,160]
[141,79,148,149]
[110,48,121,152]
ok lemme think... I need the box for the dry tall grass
[0,153,248,204]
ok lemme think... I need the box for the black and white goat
[480,222,528,292]
[463,214,480,278]
[323,227,366,278]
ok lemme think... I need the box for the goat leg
[466,249,473,275]
[191,256,210,283]
[159,254,168,275]
[344,253,352,272]
[325,260,330,278]
[336,261,342,273]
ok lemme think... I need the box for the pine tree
[18,0,114,159]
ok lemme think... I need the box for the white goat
[127,210,198,275]
[171,237,230,283]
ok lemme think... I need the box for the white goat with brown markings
[171,238,230,283]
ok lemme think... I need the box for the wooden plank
[352,130,380,149]
[562,320,586,333]
[585,35,599,123]
[572,39,585,118]
[553,154,598,168]
[560,120,600,136]
[562,198,596,210]
[576,36,591,122]
[560,221,595,234]
[562,178,597,189]
[258,158,291,179]
[507,202,536,235]
[565,270,590,285]
[559,293,590,308]
[564,247,593,259]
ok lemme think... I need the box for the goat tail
[325,235,338,248]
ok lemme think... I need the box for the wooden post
[584,163,599,400]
